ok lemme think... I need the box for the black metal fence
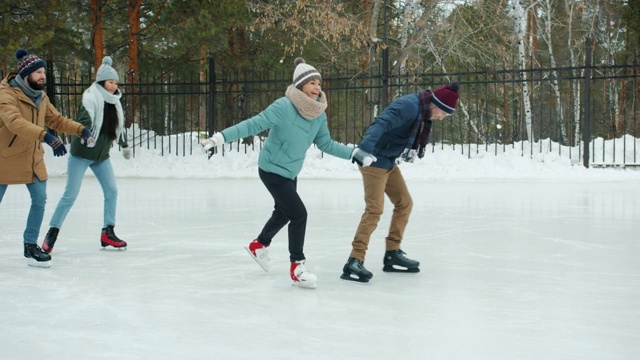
[2,44,638,167]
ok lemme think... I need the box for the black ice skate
[41,227,59,253]
[340,257,373,283]
[383,249,420,273]
[100,225,127,250]
[24,243,52,268]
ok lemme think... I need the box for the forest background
[0,0,639,160]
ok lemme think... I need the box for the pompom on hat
[432,82,460,114]
[96,56,119,82]
[292,57,321,89]
[16,48,46,79]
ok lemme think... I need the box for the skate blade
[244,246,271,273]
[27,258,51,268]
[293,280,317,289]
[340,273,370,283]
[100,246,127,251]
[382,265,420,273]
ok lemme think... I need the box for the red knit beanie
[432,82,460,114]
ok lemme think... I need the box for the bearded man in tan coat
[0,48,94,268]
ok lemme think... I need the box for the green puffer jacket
[69,104,127,162]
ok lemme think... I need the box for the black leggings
[257,169,308,262]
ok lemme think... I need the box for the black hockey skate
[340,257,373,283]
[383,249,420,273]
[24,243,52,268]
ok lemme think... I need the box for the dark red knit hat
[432,82,460,114]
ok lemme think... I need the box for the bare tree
[539,0,568,143]
[509,0,534,141]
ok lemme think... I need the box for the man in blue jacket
[341,82,460,283]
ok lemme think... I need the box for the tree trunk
[126,0,141,129]
[91,0,104,72]
[511,0,533,141]
[199,47,208,131]
[542,0,567,144]
[565,0,582,146]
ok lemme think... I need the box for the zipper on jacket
[8,135,17,147]
[32,107,38,176]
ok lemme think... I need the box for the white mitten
[401,148,417,163]
[351,148,377,168]
[199,133,225,152]
[122,146,132,160]
[81,128,96,148]
[84,137,97,148]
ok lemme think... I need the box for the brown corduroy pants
[350,165,413,262]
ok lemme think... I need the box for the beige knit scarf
[285,85,327,120]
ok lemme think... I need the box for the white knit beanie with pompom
[96,56,119,82]
[292,57,321,89]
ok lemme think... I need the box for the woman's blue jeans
[49,155,118,229]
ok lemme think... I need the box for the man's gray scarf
[10,76,43,108]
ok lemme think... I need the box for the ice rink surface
[1,177,639,359]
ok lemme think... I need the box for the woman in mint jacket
[42,57,130,254]
[200,58,375,289]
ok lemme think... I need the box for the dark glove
[81,128,96,147]
[44,130,67,157]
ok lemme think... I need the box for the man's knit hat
[16,49,46,78]
[432,82,460,114]
[96,56,119,82]
[292,57,321,89]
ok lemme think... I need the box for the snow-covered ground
[44,132,640,182]
[1,137,639,359]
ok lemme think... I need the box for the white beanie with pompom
[96,56,119,82]
[292,57,321,89]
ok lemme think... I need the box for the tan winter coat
[0,73,84,184]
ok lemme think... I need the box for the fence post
[582,38,592,168]
[380,0,389,108]
[381,47,389,108]
[208,54,216,136]
[46,60,56,106]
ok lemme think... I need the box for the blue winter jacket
[221,96,354,180]
[358,93,422,169]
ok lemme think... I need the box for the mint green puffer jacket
[221,96,353,179]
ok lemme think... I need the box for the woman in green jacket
[200,58,375,289]
[42,56,130,253]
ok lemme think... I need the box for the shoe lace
[350,257,364,267]
[46,228,59,242]
[386,249,410,261]
[104,226,123,242]
[396,250,409,260]
[292,261,308,277]
[28,243,45,253]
